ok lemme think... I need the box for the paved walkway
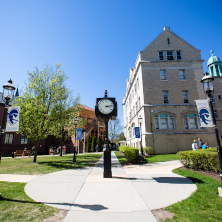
[23,152,196,221]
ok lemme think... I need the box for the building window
[210,95,215,102]
[214,110,218,119]
[162,91,169,104]
[155,114,175,130]
[132,123,135,137]
[167,51,174,60]
[210,67,214,76]
[134,84,137,94]
[218,95,222,100]
[133,106,135,116]
[5,134,13,144]
[21,135,28,144]
[160,70,167,80]
[176,51,182,60]
[129,127,131,138]
[138,97,141,109]
[137,78,139,88]
[167,38,170,45]
[215,65,220,76]
[135,102,138,113]
[179,70,186,80]
[182,90,189,103]
[159,51,164,60]
[183,114,198,129]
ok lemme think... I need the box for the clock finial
[105,90,108,97]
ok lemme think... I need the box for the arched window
[183,114,199,129]
[155,114,175,130]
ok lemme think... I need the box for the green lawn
[0,181,57,222]
[165,169,222,222]
[114,151,128,164]
[0,154,103,175]
[144,154,178,163]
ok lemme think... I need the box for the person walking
[96,144,99,152]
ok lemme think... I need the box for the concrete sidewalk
[23,152,196,222]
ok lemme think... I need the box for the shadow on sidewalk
[1,198,108,211]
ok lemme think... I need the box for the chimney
[163,27,170,31]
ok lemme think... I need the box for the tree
[86,135,92,152]
[108,118,122,143]
[15,63,74,162]
[97,136,103,152]
[91,136,97,152]
[50,95,85,157]
[116,132,125,146]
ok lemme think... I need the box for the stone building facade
[123,27,216,154]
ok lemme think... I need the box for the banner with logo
[5,106,20,132]
[195,100,213,127]
[135,127,140,138]
[77,128,82,140]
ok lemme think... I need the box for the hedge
[143,147,151,155]
[119,146,139,162]
[177,148,220,172]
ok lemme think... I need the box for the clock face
[98,99,114,115]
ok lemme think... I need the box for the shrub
[124,148,139,162]
[119,146,139,162]
[177,148,220,172]
[143,147,151,155]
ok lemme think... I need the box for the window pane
[170,118,174,129]
[189,114,196,117]
[182,91,189,103]
[160,70,166,80]
[163,91,169,103]
[159,51,164,60]
[176,51,182,60]
[5,134,9,144]
[160,114,167,117]
[167,51,174,60]
[155,118,159,129]
[161,118,168,129]
[179,70,186,80]
[189,118,198,129]
[184,117,188,129]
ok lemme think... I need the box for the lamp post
[201,73,222,185]
[0,79,16,162]
[73,117,78,163]
[138,116,144,162]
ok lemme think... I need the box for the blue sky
[1,0,222,126]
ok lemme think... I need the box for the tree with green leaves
[15,63,77,162]
[50,95,85,157]
[116,132,125,146]
[91,136,97,152]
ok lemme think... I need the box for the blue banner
[77,128,82,140]
[135,127,140,138]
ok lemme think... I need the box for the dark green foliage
[86,135,92,152]
[119,146,139,162]
[143,147,151,155]
[91,136,97,152]
[97,136,103,152]
[177,148,220,172]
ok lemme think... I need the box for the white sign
[195,100,213,127]
[5,106,20,132]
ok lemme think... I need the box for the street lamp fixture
[0,79,16,162]
[73,117,79,163]
[201,73,222,186]
[138,115,144,162]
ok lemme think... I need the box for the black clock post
[95,90,117,178]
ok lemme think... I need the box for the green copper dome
[207,50,221,67]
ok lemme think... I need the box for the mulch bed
[179,166,221,182]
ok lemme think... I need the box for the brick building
[123,27,216,154]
